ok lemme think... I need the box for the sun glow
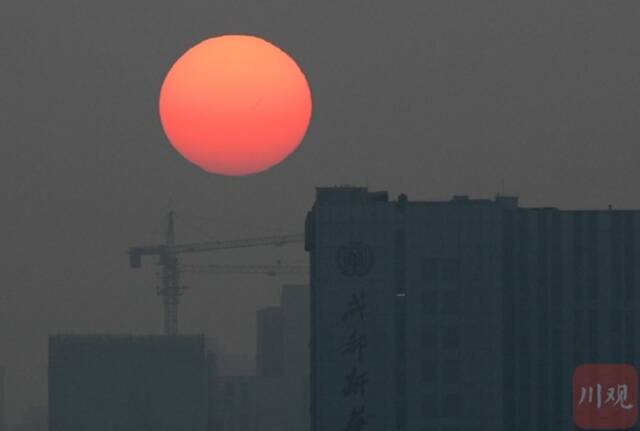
[159,35,312,176]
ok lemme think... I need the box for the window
[422,291,437,314]
[442,259,460,281]
[422,360,437,384]
[443,360,460,384]
[442,291,459,314]
[422,327,437,349]
[396,406,406,429]
[442,326,460,349]
[422,393,437,418]
[423,258,438,281]
[240,382,249,406]
[397,370,406,394]
[442,393,461,417]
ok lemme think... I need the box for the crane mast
[159,211,181,335]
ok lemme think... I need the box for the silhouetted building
[256,306,284,378]
[205,338,219,431]
[9,406,47,431]
[48,334,211,431]
[0,367,5,431]
[254,376,284,431]
[214,375,256,431]
[209,284,311,431]
[218,353,256,376]
[305,186,640,431]
[254,285,311,431]
[255,306,285,431]
[281,285,311,431]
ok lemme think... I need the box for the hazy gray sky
[1,0,640,423]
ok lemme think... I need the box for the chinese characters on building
[337,241,374,431]
[341,291,368,431]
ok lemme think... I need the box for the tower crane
[129,212,306,335]
[178,263,309,277]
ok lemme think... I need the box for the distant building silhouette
[254,285,311,431]
[213,284,311,431]
[214,375,256,431]
[218,353,256,377]
[48,334,212,431]
[8,406,47,431]
[281,285,311,431]
[305,186,640,431]
[0,366,5,431]
[255,306,285,431]
[256,306,284,378]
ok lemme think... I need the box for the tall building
[9,406,47,431]
[0,366,5,431]
[210,285,311,431]
[256,306,284,378]
[281,285,311,431]
[48,334,211,431]
[255,305,285,431]
[205,338,218,431]
[254,286,311,431]
[305,186,640,431]
[218,353,256,376]
[214,375,256,431]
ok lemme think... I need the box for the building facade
[0,366,4,431]
[48,334,211,431]
[214,375,256,431]
[8,406,47,431]
[256,306,284,378]
[253,285,311,431]
[305,186,640,431]
[281,285,311,431]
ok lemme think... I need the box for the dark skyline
[1,0,640,424]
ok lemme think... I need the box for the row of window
[222,381,250,406]
[422,392,461,417]
[422,359,460,384]
[422,291,460,314]
[423,258,461,282]
[422,326,460,350]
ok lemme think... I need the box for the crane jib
[127,221,307,335]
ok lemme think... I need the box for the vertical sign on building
[573,363,638,429]
[337,241,374,431]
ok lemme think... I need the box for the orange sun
[159,35,312,176]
